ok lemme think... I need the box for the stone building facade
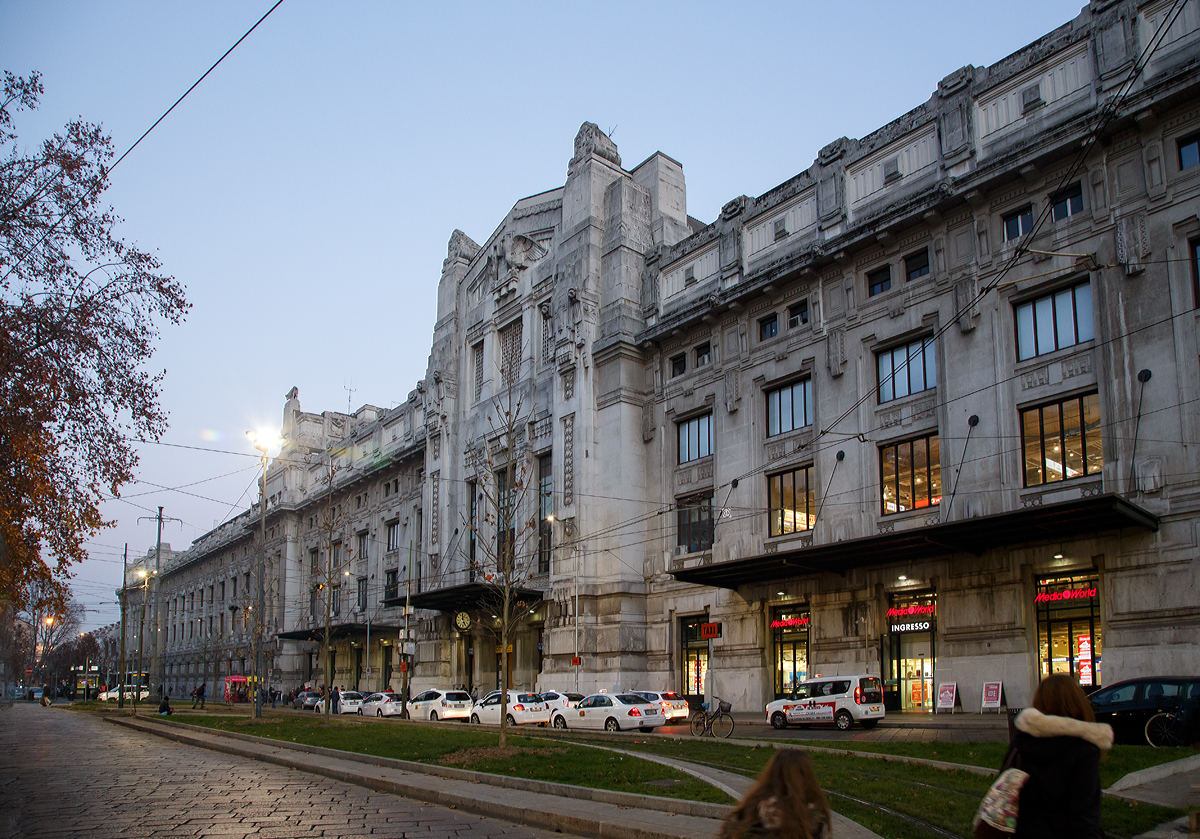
[146,0,1200,711]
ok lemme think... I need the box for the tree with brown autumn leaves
[0,71,189,612]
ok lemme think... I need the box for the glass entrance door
[1037,575,1102,687]
[771,608,810,699]
[680,617,709,705]
[898,636,933,710]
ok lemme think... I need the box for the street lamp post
[247,432,275,720]
[134,568,154,712]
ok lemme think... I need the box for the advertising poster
[936,682,957,712]
[1077,635,1093,685]
[786,700,836,722]
[981,681,1003,710]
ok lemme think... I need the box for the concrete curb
[1107,753,1200,792]
[105,715,732,832]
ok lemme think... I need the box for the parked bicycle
[690,697,735,738]
[1145,708,1184,747]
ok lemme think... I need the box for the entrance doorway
[680,617,709,705]
[885,592,936,711]
[771,608,810,699]
[1037,574,1102,688]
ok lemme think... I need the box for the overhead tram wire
[0,0,288,285]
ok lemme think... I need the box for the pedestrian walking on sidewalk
[1002,674,1112,839]
[718,748,831,839]
[196,682,206,710]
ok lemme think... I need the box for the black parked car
[1088,677,1199,745]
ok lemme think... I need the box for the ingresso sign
[890,621,931,633]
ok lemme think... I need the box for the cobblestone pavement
[0,703,570,839]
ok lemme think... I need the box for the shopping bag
[972,767,1029,838]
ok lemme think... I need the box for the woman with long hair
[719,748,832,839]
[1008,674,1113,838]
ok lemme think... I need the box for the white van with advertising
[764,674,884,731]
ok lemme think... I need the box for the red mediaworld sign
[1034,587,1097,603]
[770,616,810,628]
[886,604,935,617]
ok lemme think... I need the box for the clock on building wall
[454,611,472,631]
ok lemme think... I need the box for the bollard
[1188,782,1198,836]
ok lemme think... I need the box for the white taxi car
[409,688,473,721]
[470,690,548,726]
[315,691,364,715]
[635,690,690,724]
[765,674,884,731]
[360,692,403,718]
[551,692,665,732]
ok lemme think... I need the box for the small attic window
[773,218,788,241]
[883,157,901,184]
[684,265,696,286]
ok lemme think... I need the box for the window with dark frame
[880,433,941,515]
[1191,239,1200,310]
[1021,392,1103,487]
[467,481,477,579]
[386,521,398,552]
[695,342,711,368]
[677,493,714,552]
[356,577,367,612]
[1003,206,1034,241]
[496,467,515,573]
[537,454,552,574]
[670,354,686,377]
[768,465,814,537]
[1179,134,1200,171]
[788,300,809,328]
[472,341,484,401]
[357,531,368,563]
[759,313,778,340]
[1051,183,1084,222]
[766,379,813,437]
[332,583,341,617]
[867,265,892,297]
[310,548,318,572]
[677,413,712,464]
[1015,281,1094,361]
[384,569,398,601]
[877,337,936,403]
[905,249,930,281]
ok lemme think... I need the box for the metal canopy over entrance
[275,622,402,643]
[671,493,1158,589]
[383,582,546,614]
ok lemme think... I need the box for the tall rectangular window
[332,542,341,569]
[768,465,814,536]
[1191,239,1200,310]
[542,306,553,362]
[386,521,398,552]
[867,265,892,297]
[1179,134,1199,170]
[472,341,484,401]
[1021,392,1103,487]
[357,531,369,564]
[467,481,477,579]
[1004,206,1034,241]
[877,338,936,403]
[759,314,778,341]
[788,300,809,328]
[880,434,941,515]
[905,248,930,281]
[1052,183,1083,222]
[496,468,515,572]
[332,584,341,617]
[357,577,367,612]
[1015,281,1093,360]
[694,342,711,368]
[670,354,686,377]
[499,319,523,385]
[677,414,712,464]
[537,455,553,574]
[384,569,398,601]
[677,493,714,552]
[767,379,813,436]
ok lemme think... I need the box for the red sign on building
[700,622,721,639]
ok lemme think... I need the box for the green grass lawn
[618,736,1185,839]
[167,714,732,805]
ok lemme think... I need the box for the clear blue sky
[1,0,1089,629]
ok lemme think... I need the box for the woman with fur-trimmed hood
[1008,674,1113,838]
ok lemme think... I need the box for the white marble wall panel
[1143,0,1200,57]
[661,243,719,304]
[745,191,817,259]
[848,126,938,208]
[975,43,1091,141]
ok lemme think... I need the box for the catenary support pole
[118,544,127,709]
